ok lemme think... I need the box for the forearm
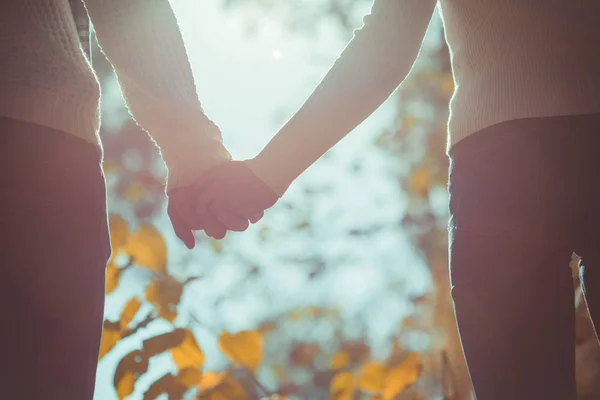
[248,0,436,196]
[85,0,230,189]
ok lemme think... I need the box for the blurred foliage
[100,214,424,399]
[92,1,600,399]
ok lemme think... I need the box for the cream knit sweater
[247,0,600,196]
[0,0,231,190]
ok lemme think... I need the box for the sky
[95,1,437,398]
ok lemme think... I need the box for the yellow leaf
[358,362,388,394]
[125,223,167,273]
[330,350,351,370]
[145,276,183,322]
[176,367,202,387]
[99,324,121,360]
[109,214,129,260]
[170,330,205,371]
[106,263,120,294]
[119,298,141,331]
[382,353,421,400]
[116,371,135,400]
[329,371,355,400]
[198,371,227,392]
[218,330,263,372]
[145,280,159,304]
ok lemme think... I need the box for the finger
[201,187,264,221]
[170,188,205,230]
[211,206,249,232]
[194,183,225,217]
[167,200,195,249]
[249,211,264,224]
[202,210,227,240]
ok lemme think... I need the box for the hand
[167,185,228,249]
[194,160,279,232]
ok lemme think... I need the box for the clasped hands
[167,160,279,248]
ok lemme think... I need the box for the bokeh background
[92,1,600,399]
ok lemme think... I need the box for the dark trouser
[448,113,600,400]
[0,117,110,399]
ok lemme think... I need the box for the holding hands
[168,160,279,248]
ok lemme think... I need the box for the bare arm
[84,0,231,190]
[247,0,437,196]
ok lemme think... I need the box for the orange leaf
[358,362,388,394]
[145,275,182,322]
[113,350,148,399]
[124,181,144,203]
[409,168,432,197]
[329,371,355,400]
[116,371,135,400]
[106,263,120,294]
[198,371,226,392]
[206,376,248,400]
[170,330,205,371]
[382,353,421,400]
[125,223,166,273]
[175,367,202,387]
[218,330,263,372]
[98,321,121,360]
[119,298,141,331]
[109,214,129,261]
[330,350,351,370]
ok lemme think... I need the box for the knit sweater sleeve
[83,0,231,190]
[246,0,437,196]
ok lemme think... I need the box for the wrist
[164,139,232,192]
[244,152,292,198]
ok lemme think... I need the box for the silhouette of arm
[84,0,231,191]
[247,0,437,196]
